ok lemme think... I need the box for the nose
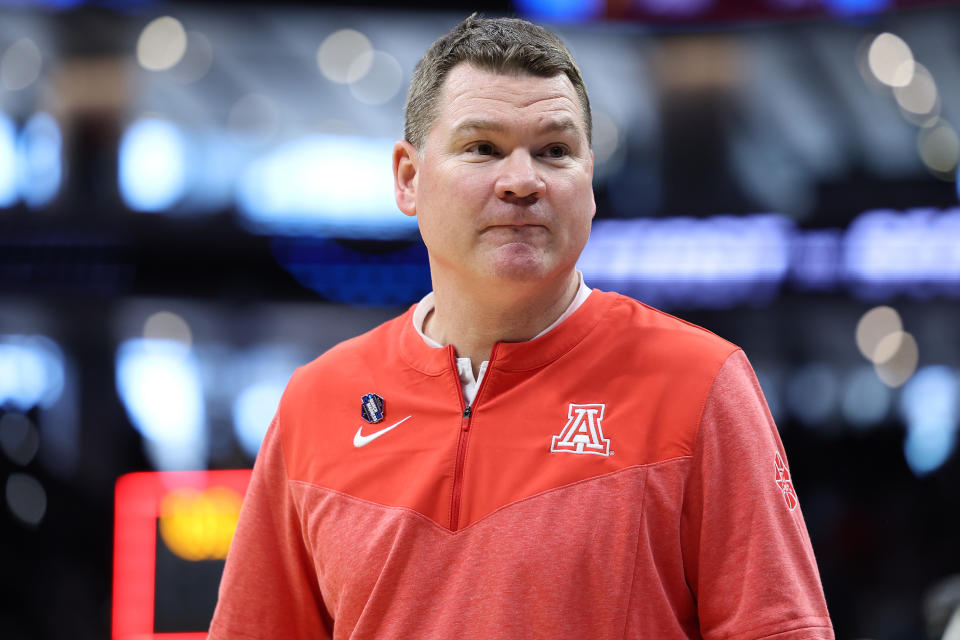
[495,149,544,204]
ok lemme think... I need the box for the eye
[474,142,495,156]
[543,145,568,159]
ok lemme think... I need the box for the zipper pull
[463,406,472,418]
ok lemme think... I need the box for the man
[209,15,834,639]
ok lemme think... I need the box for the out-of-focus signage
[516,0,945,22]
[113,469,251,640]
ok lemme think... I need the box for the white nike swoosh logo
[353,415,412,448]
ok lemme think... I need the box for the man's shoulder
[579,290,742,394]
[287,306,413,390]
[595,290,739,362]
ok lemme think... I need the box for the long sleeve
[681,349,834,640]
[209,414,332,639]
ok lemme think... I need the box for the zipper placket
[449,344,498,531]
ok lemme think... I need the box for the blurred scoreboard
[113,470,252,640]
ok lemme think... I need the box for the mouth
[480,225,549,246]
[483,223,547,231]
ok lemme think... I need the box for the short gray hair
[404,14,592,150]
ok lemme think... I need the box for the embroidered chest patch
[550,403,611,457]
[360,393,385,424]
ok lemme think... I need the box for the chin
[486,245,553,282]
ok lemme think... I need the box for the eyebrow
[451,117,582,138]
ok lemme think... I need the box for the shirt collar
[411,271,592,349]
[397,281,615,376]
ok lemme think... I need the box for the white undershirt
[412,272,592,407]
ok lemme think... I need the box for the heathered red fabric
[209,290,834,639]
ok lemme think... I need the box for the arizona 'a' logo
[774,451,798,511]
[551,404,610,456]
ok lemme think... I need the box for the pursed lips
[482,222,547,231]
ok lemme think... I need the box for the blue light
[840,365,891,429]
[118,118,188,212]
[271,238,431,306]
[115,339,206,470]
[0,335,65,411]
[17,112,62,208]
[256,207,960,309]
[904,426,955,477]
[579,215,792,308]
[236,134,418,239]
[513,0,603,22]
[843,208,960,300]
[232,380,285,458]
[0,113,17,207]
[790,229,842,292]
[824,0,891,17]
[786,363,840,430]
[900,366,958,476]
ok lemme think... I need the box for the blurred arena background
[1,0,959,638]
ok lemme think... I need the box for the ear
[393,140,419,217]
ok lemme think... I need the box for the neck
[423,268,580,377]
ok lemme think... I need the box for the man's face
[394,63,595,287]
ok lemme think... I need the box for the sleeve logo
[774,451,799,511]
[550,403,611,456]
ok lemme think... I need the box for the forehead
[432,63,585,137]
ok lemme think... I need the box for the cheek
[557,174,595,247]
[555,172,595,213]
[420,164,485,207]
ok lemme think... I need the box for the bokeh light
[917,120,959,175]
[893,63,938,117]
[16,112,63,208]
[143,311,192,348]
[0,335,65,411]
[159,486,242,561]
[137,16,188,72]
[855,305,902,363]
[786,362,840,428]
[119,118,188,212]
[900,366,958,475]
[6,472,47,527]
[348,50,403,105]
[592,110,620,165]
[236,134,414,238]
[825,0,891,16]
[227,93,279,145]
[874,330,906,365]
[0,413,40,467]
[317,29,372,84]
[170,30,214,84]
[514,0,604,21]
[115,338,206,470]
[0,113,17,207]
[841,365,891,428]
[866,32,914,88]
[0,38,42,91]
[874,331,918,387]
[232,380,285,457]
